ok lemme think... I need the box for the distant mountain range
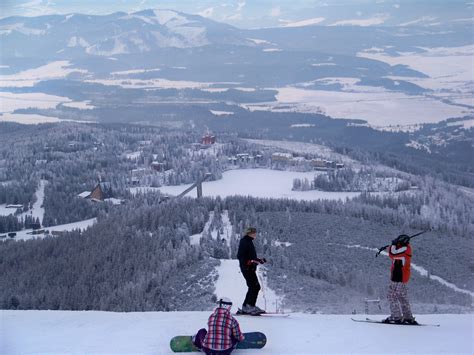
[0,8,471,140]
[0,9,254,60]
[1,7,472,66]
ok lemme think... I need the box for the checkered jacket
[202,307,245,351]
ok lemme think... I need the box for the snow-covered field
[270,85,467,128]
[241,45,473,129]
[0,61,87,88]
[3,218,97,241]
[244,139,358,165]
[330,14,389,26]
[85,78,222,90]
[0,91,71,112]
[0,113,94,124]
[156,169,360,201]
[358,45,474,93]
[2,311,471,354]
[358,45,474,114]
[15,218,97,241]
[210,109,234,116]
[0,113,65,124]
[281,17,325,27]
[0,91,95,124]
[62,100,95,110]
[0,204,18,216]
[447,118,474,130]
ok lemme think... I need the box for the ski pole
[375,230,429,258]
[257,271,267,312]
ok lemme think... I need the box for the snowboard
[170,331,267,352]
[351,318,440,327]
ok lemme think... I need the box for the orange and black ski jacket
[389,243,412,283]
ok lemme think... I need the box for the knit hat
[245,227,257,235]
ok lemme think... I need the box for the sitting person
[193,297,245,355]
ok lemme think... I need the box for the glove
[246,259,266,266]
[246,260,259,266]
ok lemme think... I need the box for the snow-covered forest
[1,122,472,315]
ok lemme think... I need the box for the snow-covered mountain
[0,9,252,59]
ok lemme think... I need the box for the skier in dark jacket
[237,227,266,315]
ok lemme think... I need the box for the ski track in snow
[189,210,233,253]
[333,243,474,298]
[29,179,46,224]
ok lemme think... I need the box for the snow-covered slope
[214,259,283,313]
[2,311,472,354]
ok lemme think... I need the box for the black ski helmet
[392,234,410,245]
[217,297,233,308]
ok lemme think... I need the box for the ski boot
[382,316,402,324]
[240,304,260,315]
[402,317,419,325]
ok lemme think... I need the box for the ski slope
[1,310,472,354]
[214,259,283,313]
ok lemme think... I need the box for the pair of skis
[351,317,440,327]
[235,309,290,317]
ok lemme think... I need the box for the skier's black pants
[241,269,261,307]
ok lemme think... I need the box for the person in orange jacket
[384,234,418,325]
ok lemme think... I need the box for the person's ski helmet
[217,297,233,309]
[392,234,410,245]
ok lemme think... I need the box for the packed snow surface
[2,311,472,354]
[157,169,360,201]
